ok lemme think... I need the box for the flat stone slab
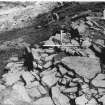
[62,57,101,79]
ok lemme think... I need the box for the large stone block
[62,57,101,79]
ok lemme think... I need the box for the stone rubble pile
[0,15,105,105]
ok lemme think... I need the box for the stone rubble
[0,4,105,105]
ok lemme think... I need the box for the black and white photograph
[0,0,105,105]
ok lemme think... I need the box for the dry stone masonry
[0,3,105,105]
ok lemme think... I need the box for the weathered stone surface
[33,97,54,105]
[27,87,41,98]
[3,83,32,105]
[87,98,98,105]
[90,89,98,95]
[91,73,105,88]
[75,94,88,105]
[98,95,105,105]
[81,84,90,93]
[41,69,58,87]
[69,82,77,87]
[3,97,32,105]
[77,22,87,34]
[31,71,40,81]
[63,87,78,93]
[71,39,79,46]
[44,48,55,54]
[41,53,48,58]
[98,88,105,95]
[12,83,32,103]
[37,84,47,95]
[31,48,41,60]
[60,78,67,85]
[26,81,40,89]
[45,54,57,62]
[43,61,52,69]
[58,65,67,75]
[62,57,101,79]
[21,71,35,85]
[72,78,83,83]
[42,73,58,87]
[82,38,91,48]
[33,61,38,68]
[84,48,97,58]
[0,88,12,104]
[2,71,21,86]
[5,62,23,71]
[52,86,70,105]
[5,62,15,69]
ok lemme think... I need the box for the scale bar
[43,45,80,47]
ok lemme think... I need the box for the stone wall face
[0,2,105,105]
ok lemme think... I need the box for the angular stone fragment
[91,73,105,88]
[63,87,78,93]
[12,83,32,103]
[37,64,43,69]
[82,38,91,48]
[98,95,105,105]
[31,71,40,81]
[58,65,67,75]
[87,98,98,105]
[60,78,67,85]
[42,70,58,87]
[37,84,47,95]
[41,53,48,58]
[62,57,101,79]
[2,71,21,86]
[45,54,57,62]
[43,61,52,69]
[33,97,54,105]
[26,81,40,89]
[31,48,41,60]
[69,93,77,99]
[75,94,88,105]
[98,88,105,95]
[63,75,72,82]
[81,84,90,93]
[21,71,35,85]
[44,40,55,46]
[84,48,97,58]
[44,48,55,54]
[69,82,77,87]
[5,62,23,71]
[71,39,79,46]
[52,86,70,105]
[5,62,15,69]
[90,89,98,95]
[27,87,41,98]
[72,78,83,83]
[33,61,38,68]
[77,22,87,34]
